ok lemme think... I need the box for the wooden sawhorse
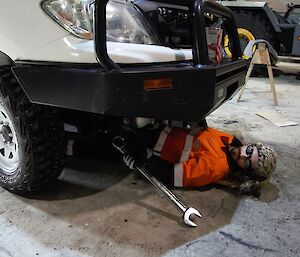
[237,42,278,106]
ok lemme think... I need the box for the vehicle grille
[158,7,189,26]
[156,7,192,48]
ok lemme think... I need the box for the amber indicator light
[144,78,173,91]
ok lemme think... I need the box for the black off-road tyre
[233,9,279,77]
[0,69,66,195]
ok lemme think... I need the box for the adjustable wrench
[112,136,202,227]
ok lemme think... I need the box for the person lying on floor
[67,124,277,197]
[122,125,277,197]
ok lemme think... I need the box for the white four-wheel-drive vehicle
[0,0,247,195]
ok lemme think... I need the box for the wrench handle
[137,165,187,213]
[112,136,187,213]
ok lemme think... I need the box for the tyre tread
[0,69,65,195]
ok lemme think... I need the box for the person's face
[229,144,259,171]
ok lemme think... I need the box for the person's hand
[239,180,261,197]
[123,154,137,170]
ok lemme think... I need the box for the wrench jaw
[183,208,202,227]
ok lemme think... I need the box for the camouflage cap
[253,142,277,180]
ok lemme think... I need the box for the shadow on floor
[26,156,130,201]
[15,154,279,256]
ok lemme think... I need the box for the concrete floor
[0,74,300,257]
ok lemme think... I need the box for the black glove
[123,154,137,170]
[123,149,152,170]
[122,124,163,161]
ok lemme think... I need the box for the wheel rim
[0,103,19,173]
[224,28,255,58]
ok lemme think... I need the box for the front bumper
[12,59,247,122]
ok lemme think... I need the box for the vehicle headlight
[41,0,160,44]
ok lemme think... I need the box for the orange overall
[153,127,235,187]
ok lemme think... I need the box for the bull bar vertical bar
[191,0,242,65]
